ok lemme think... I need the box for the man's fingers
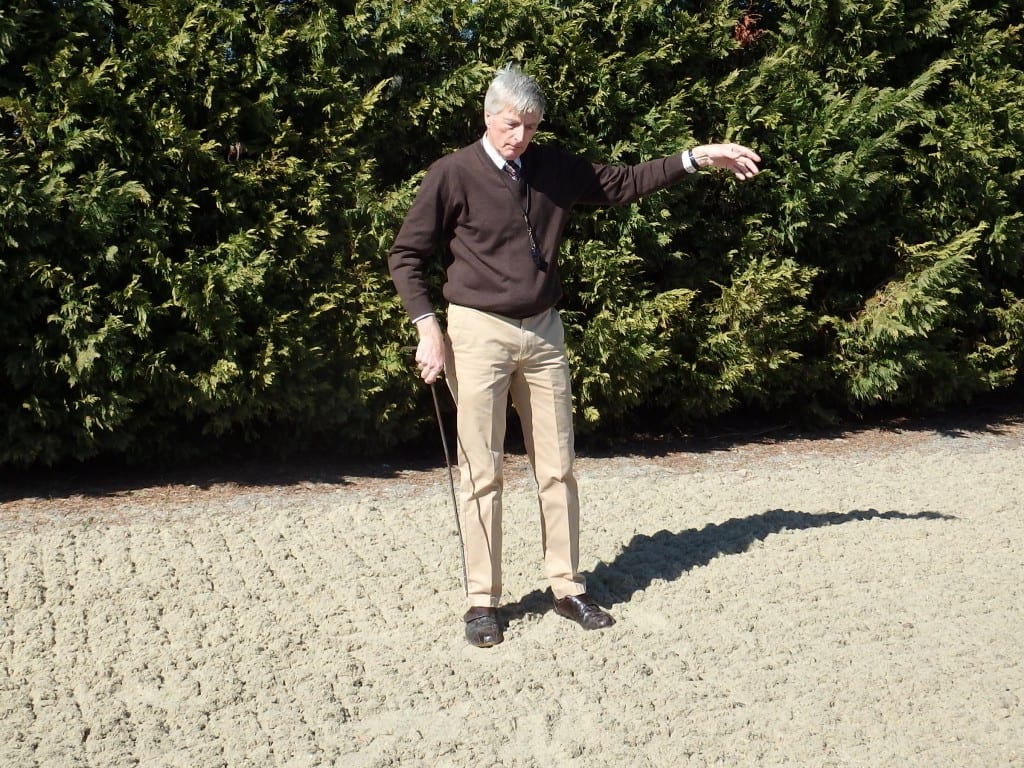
[732,144,761,164]
[704,143,761,179]
[729,148,761,179]
[417,356,444,384]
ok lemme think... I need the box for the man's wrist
[413,313,443,344]
[682,148,700,173]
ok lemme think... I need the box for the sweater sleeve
[387,166,448,322]
[573,152,689,207]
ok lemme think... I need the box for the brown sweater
[388,140,688,320]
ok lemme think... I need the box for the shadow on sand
[501,507,955,624]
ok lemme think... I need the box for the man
[388,65,760,648]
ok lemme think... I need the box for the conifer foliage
[1,0,1021,467]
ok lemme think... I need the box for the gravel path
[1,408,1022,767]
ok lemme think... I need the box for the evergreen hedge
[1,0,1021,468]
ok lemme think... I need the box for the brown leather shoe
[464,606,504,647]
[553,593,615,630]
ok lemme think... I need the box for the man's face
[484,105,542,162]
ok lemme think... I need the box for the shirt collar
[481,135,519,170]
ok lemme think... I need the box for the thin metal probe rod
[430,379,468,597]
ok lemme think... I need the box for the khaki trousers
[444,304,586,608]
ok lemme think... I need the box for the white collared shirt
[481,134,520,172]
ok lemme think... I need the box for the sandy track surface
[2,408,1022,767]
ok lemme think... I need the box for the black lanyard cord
[499,166,547,271]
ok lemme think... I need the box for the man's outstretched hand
[693,143,762,180]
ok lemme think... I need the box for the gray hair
[484,64,546,116]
